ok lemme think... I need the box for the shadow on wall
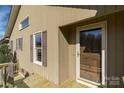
[59,26,76,45]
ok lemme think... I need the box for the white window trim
[19,16,29,30]
[33,31,43,66]
[76,21,107,87]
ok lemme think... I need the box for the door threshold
[76,78,101,88]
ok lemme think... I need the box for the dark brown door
[80,28,102,83]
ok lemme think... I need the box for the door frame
[76,21,107,87]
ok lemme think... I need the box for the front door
[76,22,107,86]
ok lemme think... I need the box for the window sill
[33,61,42,66]
[19,24,29,31]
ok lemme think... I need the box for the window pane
[80,28,102,83]
[34,32,42,62]
[19,38,23,50]
[36,48,42,61]
[20,17,29,29]
[80,28,101,53]
[35,33,42,47]
[16,38,23,50]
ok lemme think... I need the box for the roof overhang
[4,5,21,38]
[59,7,124,28]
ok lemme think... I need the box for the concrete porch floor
[14,74,89,88]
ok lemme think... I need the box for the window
[19,17,29,30]
[33,32,42,65]
[16,38,23,50]
[31,31,47,66]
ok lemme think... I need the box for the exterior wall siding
[10,5,97,84]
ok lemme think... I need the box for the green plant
[0,44,13,64]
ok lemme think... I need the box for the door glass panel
[80,28,102,83]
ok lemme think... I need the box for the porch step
[14,73,89,88]
[77,78,102,88]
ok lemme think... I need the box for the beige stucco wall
[10,5,97,84]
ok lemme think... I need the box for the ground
[14,73,88,88]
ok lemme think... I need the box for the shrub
[0,44,13,64]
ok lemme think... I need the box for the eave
[4,5,21,39]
